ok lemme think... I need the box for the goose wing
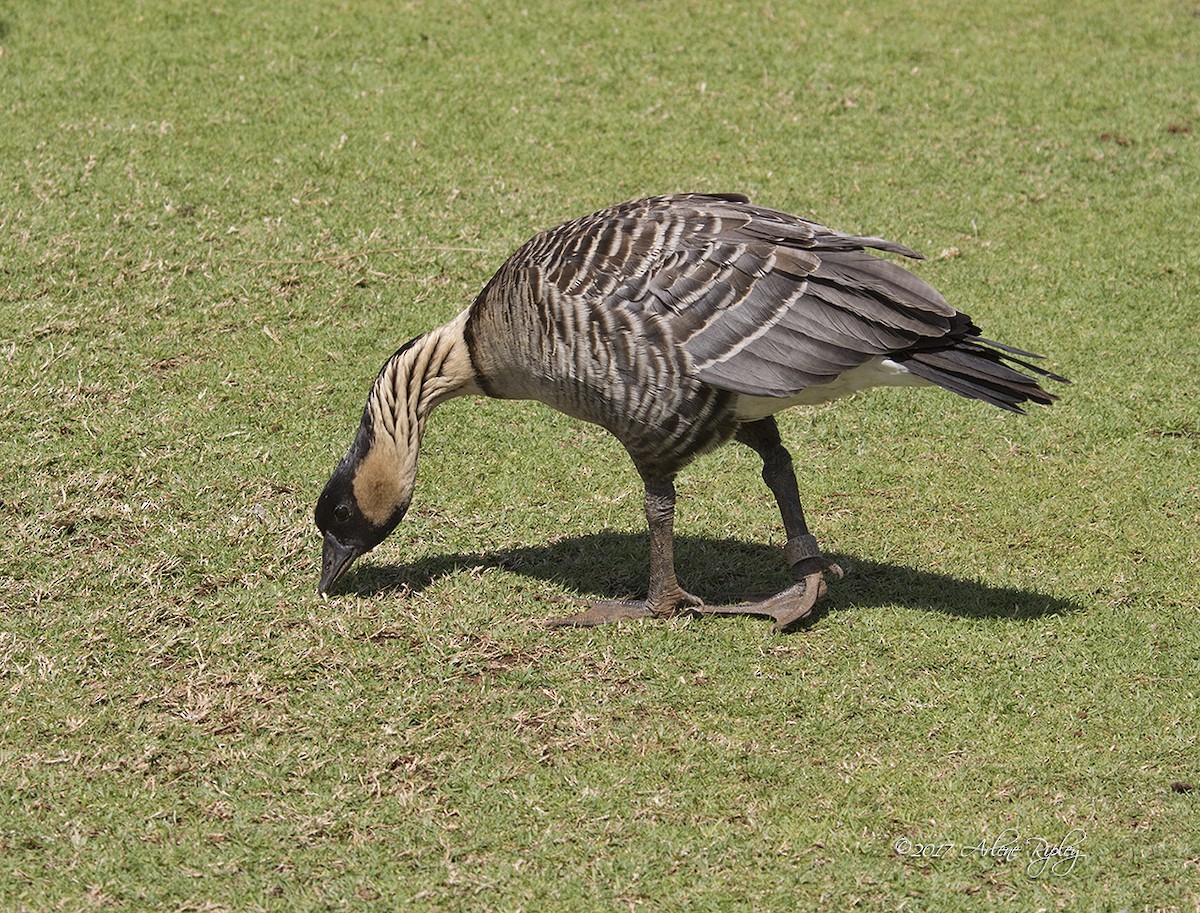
[534,193,966,397]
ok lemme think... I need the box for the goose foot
[545,600,656,627]
[545,561,843,632]
[690,561,844,632]
[546,589,704,628]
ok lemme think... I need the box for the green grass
[2,0,1198,910]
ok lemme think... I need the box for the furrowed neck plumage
[353,310,480,525]
[369,311,478,440]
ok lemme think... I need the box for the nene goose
[315,194,1064,630]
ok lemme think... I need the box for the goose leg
[546,478,702,627]
[547,422,840,630]
[691,419,843,631]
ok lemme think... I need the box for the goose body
[316,194,1064,628]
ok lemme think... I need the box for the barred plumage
[316,194,1066,629]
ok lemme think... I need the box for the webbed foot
[690,561,844,632]
[546,534,842,632]
[545,600,655,627]
[546,589,703,628]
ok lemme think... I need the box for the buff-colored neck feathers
[353,310,480,526]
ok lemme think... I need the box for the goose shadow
[338,532,1081,624]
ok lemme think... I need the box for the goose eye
[333,504,351,523]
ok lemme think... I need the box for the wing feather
[524,195,1016,399]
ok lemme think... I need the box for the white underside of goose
[731,356,932,421]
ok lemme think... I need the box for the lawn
[2,1,1198,910]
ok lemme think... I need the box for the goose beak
[319,532,360,595]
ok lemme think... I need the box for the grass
[2,0,1198,909]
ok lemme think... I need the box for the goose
[315,194,1064,630]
